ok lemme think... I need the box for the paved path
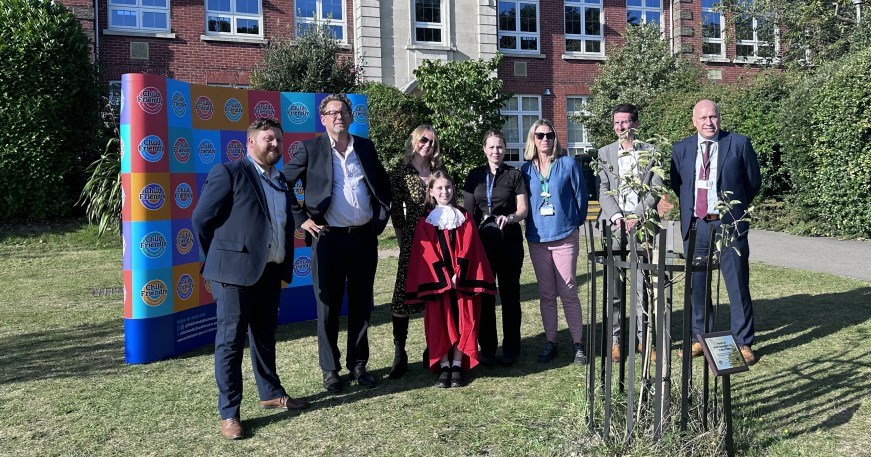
[379,229,871,282]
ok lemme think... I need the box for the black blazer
[282,134,392,235]
[192,158,295,286]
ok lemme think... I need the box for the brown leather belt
[702,214,720,221]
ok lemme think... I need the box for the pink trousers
[528,229,584,344]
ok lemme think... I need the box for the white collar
[425,205,465,230]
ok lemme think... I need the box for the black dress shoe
[322,370,343,393]
[435,367,450,388]
[450,366,465,388]
[353,366,377,387]
[478,352,496,367]
[498,353,516,367]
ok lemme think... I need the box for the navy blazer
[192,158,295,286]
[282,134,392,235]
[669,130,761,240]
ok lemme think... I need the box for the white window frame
[564,0,604,58]
[501,95,541,166]
[497,0,540,54]
[296,0,348,43]
[626,0,662,27]
[411,0,447,45]
[566,96,593,157]
[108,0,171,32]
[701,0,725,58]
[734,12,778,62]
[205,0,263,38]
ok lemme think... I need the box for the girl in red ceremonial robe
[405,170,496,388]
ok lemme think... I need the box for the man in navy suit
[670,100,761,365]
[193,118,310,440]
[283,94,391,393]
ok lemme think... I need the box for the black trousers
[478,225,525,358]
[213,263,286,420]
[312,227,378,372]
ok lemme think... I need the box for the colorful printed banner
[121,74,368,364]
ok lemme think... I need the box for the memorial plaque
[697,331,749,377]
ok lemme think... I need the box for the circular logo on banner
[253,100,275,119]
[204,279,213,296]
[198,139,216,164]
[140,231,167,258]
[288,141,303,160]
[224,98,243,122]
[294,256,312,276]
[226,139,244,162]
[176,274,194,300]
[176,228,194,255]
[353,104,368,125]
[286,102,309,124]
[137,87,162,114]
[139,135,164,162]
[171,91,187,117]
[174,182,193,209]
[195,96,214,120]
[141,279,168,307]
[293,181,305,201]
[294,228,305,240]
[139,183,165,210]
[173,137,191,163]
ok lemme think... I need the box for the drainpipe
[854,0,864,22]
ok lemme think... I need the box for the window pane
[520,36,537,50]
[296,0,316,18]
[416,28,441,42]
[521,115,538,137]
[505,97,518,111]
[702,12,721,39]
[565,38,583,52]
[208,16,232,32]
[585,39,601,53]
[329,24,343,40]
[111,9,137,27]
[236,0,259,14]
[647,11,660,25]
[736,15,753,41]
[110,0,137,5]
[626,0,642,6]
[702,42,721,55]
[500,35,517,49]
[701,0,719,8]
[521,96,538,111]
[565,6,581,35]
[324,0,342,20]
[736,44,753,58]
[208,0,231,12]
[566,97,582,112]
[758,20,775,42]
[504,115,520,142]
[627,9,642,26]
[416,0,440,23]
[237,18,260,34]
[519,3,536,32]
[296,21,315,36]
[505,149,521,162]
[585,7,601,36]
[142,11,167,28]
[645,0,661,7]
[499,2,516,31]
[142,0,166,7]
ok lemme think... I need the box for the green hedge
[0,0,100,220]
[782,46,871,238]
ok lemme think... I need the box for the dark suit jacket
[669,130,761,240]
[192,158,295,286]
[282,134,392,235]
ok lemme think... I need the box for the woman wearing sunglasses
[462,130,529,367]
[520,119,589,365]
[387,124,444,379]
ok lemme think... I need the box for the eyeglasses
[322,110,350,118]
[419,136,434,144]
[535,131,556,140]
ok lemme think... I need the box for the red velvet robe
[404,210,496,371]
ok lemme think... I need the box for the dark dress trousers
[283,134,391,372]
[670,130,761,346]
[192,158,294,420]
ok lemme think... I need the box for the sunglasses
[535,131,556,140]
[419,136,434,144]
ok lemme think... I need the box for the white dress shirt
[324,135,374,227]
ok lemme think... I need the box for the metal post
[625,229,639,443]
[679,228,697,432]
[618,225,628,392]
[603,224,615,438]
[723,375,735,457]
[701,228,717,431]
[585,221,598,431]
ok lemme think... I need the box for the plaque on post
[696,331,749,377]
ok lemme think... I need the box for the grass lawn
[0,220,868,456]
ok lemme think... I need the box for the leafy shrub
[356,82,431,173]
[782,46,871,238]
[250,19,358,93]
[0,0,100,220]
[79,100,122,235]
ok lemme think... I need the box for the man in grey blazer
[193,118,310,440]
[597,103,663,362]
[283,94,391,393]
[670,99,761,365]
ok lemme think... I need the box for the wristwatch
[508,214,515,224]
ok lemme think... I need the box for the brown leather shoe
[220,418,244,440]
[260,395,310,411]
[740,345,757,366]
[691,342,704,358]
[611,343,621,362]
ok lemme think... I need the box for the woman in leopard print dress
[388,124,443,379]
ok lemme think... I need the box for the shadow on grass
[0,319,125,384]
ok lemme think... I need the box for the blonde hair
[403,124,442,171]
[482,130,506,148]
[522,119,565,161]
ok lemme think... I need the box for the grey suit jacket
[597,140,664,224]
